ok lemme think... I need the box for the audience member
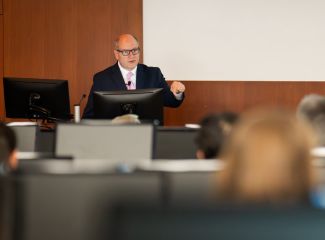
[297,94,325,146]
[217,109,316,205]
[0,123,18,174]
[195,112,238,159]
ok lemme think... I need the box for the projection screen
[143,0,325,81]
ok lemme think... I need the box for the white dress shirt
[118,62,137,88]
[118,61,183,100]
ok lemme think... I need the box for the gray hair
[297,94,325,121]
[297,94,325,145]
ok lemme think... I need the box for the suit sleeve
[82,73,102,119]
[82,84,95,119]
[155,68,184,108]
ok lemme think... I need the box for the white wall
[143,0,325,81]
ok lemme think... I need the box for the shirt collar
[118,62,137,78]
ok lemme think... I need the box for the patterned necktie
[126,71,135,90]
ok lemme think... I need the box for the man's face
[114,35,140,70]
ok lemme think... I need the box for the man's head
[0,123,17,171]
[114,34,140,70]
[297,94,325,145]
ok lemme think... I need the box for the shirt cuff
[174,92,183,100]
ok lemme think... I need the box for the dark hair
[0,123,17,163]
[195,112,238,158]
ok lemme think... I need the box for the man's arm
[155,68,185,108]
[170,81,186,100]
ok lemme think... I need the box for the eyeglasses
[116,48,140,56]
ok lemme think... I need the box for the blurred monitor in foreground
[109,206,325,240]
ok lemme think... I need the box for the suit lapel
[111,62,127,90]
[136,64,145,89]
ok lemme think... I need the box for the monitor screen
[93,88,164,124]
[154,127,199,159]
[3,78,71,120]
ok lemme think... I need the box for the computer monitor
[109,206,325,240]
[93,88,163,124]
[3,77,71,120]
[154,127,199,159]
[4,173,161,240]
[55,123,154,161]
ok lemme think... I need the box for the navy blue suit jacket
[83,63,183,118]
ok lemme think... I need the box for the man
[83,34,185,118]
[0,123,17,174]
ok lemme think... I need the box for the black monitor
[93,88,164,124]
[109,206,325,240]
[3,172,161,240]
[3,77,71,120]
[154,127,199,159]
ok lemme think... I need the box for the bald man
[83,34,185,119]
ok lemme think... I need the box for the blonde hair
[217,109,316,205]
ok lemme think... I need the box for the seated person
[297,94,325,146]
[0,123,18,174]
[195,112,238,159]
[83,34,185,118]
[217,109,316,206]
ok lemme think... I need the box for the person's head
[217,109,316,205]
[0,123,17,172]
[114,34,140,70]
[195,112,238,159]
[297,94,325,145]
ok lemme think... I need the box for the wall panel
[0,16,3,121]
[164,81,325,126]
[3,0,142,120]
